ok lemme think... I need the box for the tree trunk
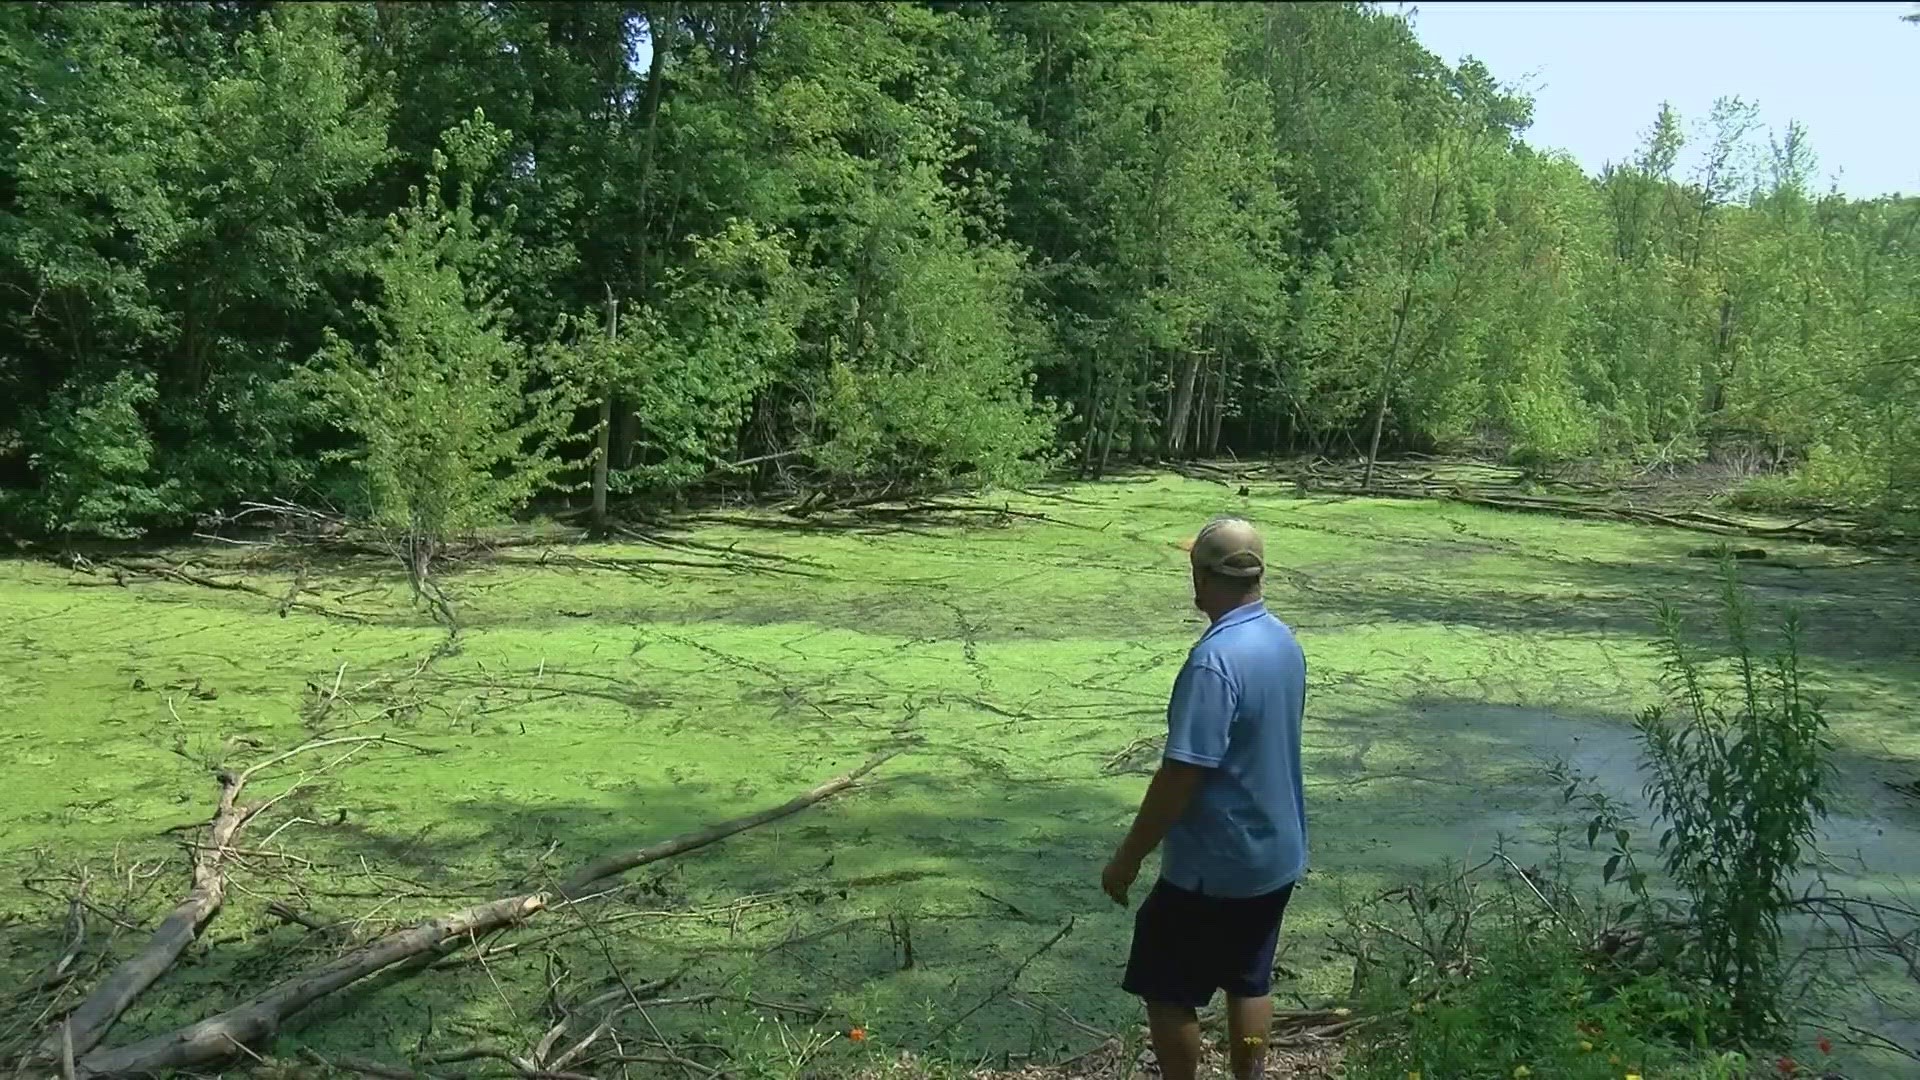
[1096,372,1127,477]
[1362,289,1416,491]
[1165,349,1203,456]
[589,295,618,539]
[1204,355,1228,456]
[1708,293,1734,415]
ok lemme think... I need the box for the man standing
[1102,517,1308,1080]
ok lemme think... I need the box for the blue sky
[1401,2,1919,198]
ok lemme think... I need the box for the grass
[2,474,1918,1076]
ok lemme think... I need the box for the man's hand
[1102,852,1141,906]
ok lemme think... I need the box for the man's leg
[1225,993,1273,1080]
[1146,1003,1203,1080]
[1218,883,1294,1080]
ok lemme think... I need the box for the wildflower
[1580,1041,1594,1053]
[1626,1074,1642,1080]
[1410,1002,1424,1014]
[1817,1036,1833,1055]
[1406,1072,1420,1080]
[1334,1007,1352,1018]
[848,1027,868,1043]
[1513,1067,1531,1078]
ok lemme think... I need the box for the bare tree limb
[557,747,904,898]
[74,896,547,1078]
[59,749,905,1078]
[925,918,1075,1046]
[34,770,245,1061]
[29,733,435,1064]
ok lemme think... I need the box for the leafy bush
[300,113,574,593]
[806,213,1058,495]
[1339,860,1731,1080]
[1349,562,1838,1077]
[1570,560,1833,1044]
[25,370,184,538]
[575,220,806,496]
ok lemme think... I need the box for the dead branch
[28,733,436,1066]
[33,771,245,1061]
[300,1049,442,1079]
[557,747,904,898]
[85,559,374,622]
[74,895,547,1078]
[60,750,905,1078]
[32,877,89,992]
[925,918,1074,1046]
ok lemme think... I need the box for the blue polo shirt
[1159,600,1308,898]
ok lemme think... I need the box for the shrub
[1605,559,1833,1043]
[25,370,184,538]
[1339,859,1727,1080]
[300,112,574,605]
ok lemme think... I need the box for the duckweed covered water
[4,476,1917,1074]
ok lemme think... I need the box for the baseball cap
[1181,517,1265,578]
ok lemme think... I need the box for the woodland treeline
[2,1,1916,540]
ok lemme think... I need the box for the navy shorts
[1121,879,1295,1007]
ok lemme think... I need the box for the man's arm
[1102,760,1207,905]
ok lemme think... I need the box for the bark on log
[73,896,546,1078]
[36,770,245,1061]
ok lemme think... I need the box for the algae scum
[4,477,1919,1074]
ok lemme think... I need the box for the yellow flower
[1626,1074,1642,1080]
[1406,1073,1421,1080]
[1514,1067,1531,1078]
[1580,1041,1594,1053]
[1410,1001,1425,1014]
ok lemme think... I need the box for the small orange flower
[848,1027,868,1043]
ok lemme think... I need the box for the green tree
[302,113,572,608]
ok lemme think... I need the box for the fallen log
[39,769,244,1060]
[29,734,438,1066]
[73,896,547,1078]
[56,749,904,1079]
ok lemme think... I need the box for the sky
[1401,2,1919,198]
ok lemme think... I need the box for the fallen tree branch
[86,559,374,622]
[33,771,245,1061]
[61,749,906,1078]
[25,732,437,1066]
[925,918,1074,1046]
[74,896,548,1078]
[557,747,905,898]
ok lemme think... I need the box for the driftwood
[47,749,903,1079]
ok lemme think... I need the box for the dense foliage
[2,1,1915,537]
